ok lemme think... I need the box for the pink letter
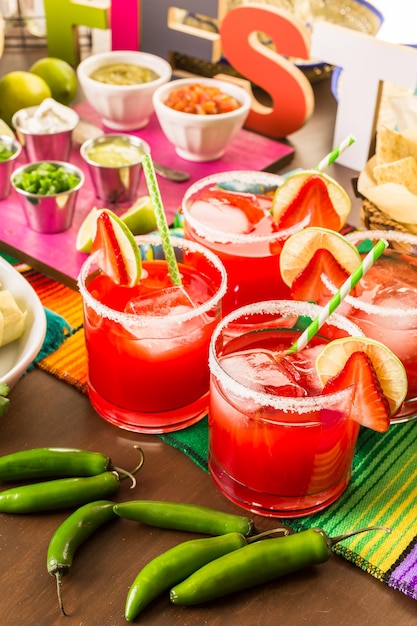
[111,0,140,51]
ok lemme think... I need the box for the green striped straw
[287,238,388,354]
[314,135,356,172]
[141,152,182,286]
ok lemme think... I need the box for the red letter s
[220,5,314,137]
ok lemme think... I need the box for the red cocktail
[182,171,297,315]
[208,300,364,517]
[182,169,351,315]
[78,234,227,433]
[335,230,417,423]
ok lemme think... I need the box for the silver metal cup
[12,105,79,162]
[80,134,150,204]
[11,161,85,233]
[0,135,22,200]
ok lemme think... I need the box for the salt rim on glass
[208,299,365,414]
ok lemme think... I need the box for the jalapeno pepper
[124,526,287,621]
[47,500,118,615]
[125,532,247,621]
[0,445,144,482]
[170,526,391,605]
[0,471,120,513]
[113,500,254,536]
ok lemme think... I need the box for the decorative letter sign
[140,1,227,64]
[43,0,109,66]
[43,1,417,165]
[111,0,139,51]
[220,5,314,137]
[311,22,417,170]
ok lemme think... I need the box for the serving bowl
[80,133,150,204]
[0,256,46,389]
[11,160,85,233]
[77,50,172,130]
[152,77,251,161]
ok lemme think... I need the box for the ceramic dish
[0,256,46,388]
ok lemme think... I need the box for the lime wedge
[75,206,105,253]
[92,210,142,287]
[76,196,156,254]
[118,195,157,235]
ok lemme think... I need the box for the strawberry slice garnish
[322,351,391,433]
[291,248,354,304]
[275,175,341,231]
[91,210,142,287]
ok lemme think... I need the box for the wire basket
[361,198,412,234]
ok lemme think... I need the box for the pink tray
[0,102,295,286]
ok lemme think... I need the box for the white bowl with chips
[0,256,46,389]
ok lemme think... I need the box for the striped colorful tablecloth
[8,255,417,603]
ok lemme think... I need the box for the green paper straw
[141,152,182,286]
[287,238,388,354]
[314,135,356,171]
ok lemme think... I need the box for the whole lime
[0,71,52,126]
[30,57,78,106]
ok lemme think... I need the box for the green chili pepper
[47,500,118,615]
[0,471,121,513]
[12,163,80,195]
[113,500,255,537]
[125,532,248,621]
[170,526,391,606]
[0,445,144,482]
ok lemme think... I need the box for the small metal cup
[11,161,85,233]
[12,105,79,162]
[0,135,22,200]
[80,134,150,204]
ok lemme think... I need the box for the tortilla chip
[375,126,408,164]
[375,125,417,165]
[373,156,417,195]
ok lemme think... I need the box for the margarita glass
[208,300,364,518]
[333,229,417,423]
[182,170,305,315]
[78,234,227,433]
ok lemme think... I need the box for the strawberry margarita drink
[78,234,227,433]
[338,230,417,423]
[182,171,295,315]
[182,169,350,315]
[208,300,364,517]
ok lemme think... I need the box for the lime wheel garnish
[315,337,407,432]
[272,170,351,231]
[279,227,361,302]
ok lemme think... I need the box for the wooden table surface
[1,48,416,626]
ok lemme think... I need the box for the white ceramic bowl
[0,256,46,389]
[152,77,252,161]
[77,50,172,131]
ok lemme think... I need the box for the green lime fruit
[30,57,78,106]
[119,196,157,235]
[76,197,156,254]
[0,71,52,126]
